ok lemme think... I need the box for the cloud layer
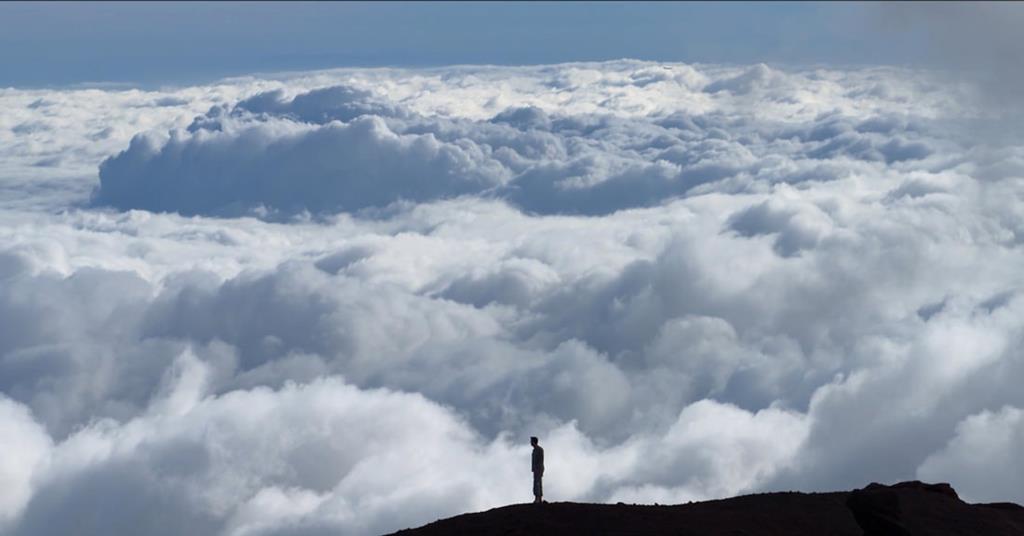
[93,62,962,217]
[3,60,1024,535]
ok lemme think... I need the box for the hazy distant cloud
[873,3,1024,121]
[3,60,1024,535]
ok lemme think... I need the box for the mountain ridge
[388,481,1024,535]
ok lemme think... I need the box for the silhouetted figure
[531,436,544,503]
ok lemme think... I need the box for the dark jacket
[532,446,544,474]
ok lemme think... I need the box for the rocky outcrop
[847,481,1024,536]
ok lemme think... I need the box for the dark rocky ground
[387,481,1024,535]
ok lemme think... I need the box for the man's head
[530,436,538,447]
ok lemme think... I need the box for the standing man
[531,436,544,503]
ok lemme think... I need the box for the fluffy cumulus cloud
[3,60,1024,534]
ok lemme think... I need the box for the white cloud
[96,115,511,216]
[2,59,1024,534]
[918,406,1024,504]
[11,364,525,536]
[0,396,51,527]
[90,62,963,217]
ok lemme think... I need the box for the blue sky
[0,2,926,87]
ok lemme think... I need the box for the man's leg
[533,473,542,503]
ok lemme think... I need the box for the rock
[847,486,911,536]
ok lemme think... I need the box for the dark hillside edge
[388,481,1024,536]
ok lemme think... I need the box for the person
[531,436,544,503]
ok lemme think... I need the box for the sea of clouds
[3,60,1024,535]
